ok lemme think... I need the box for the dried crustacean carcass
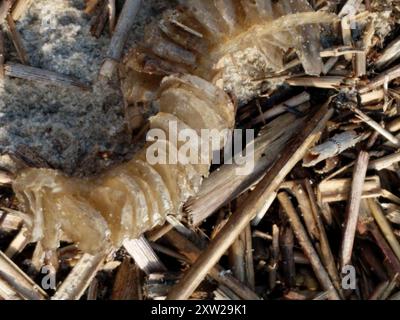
[12,0,334,256]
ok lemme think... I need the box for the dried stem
[367,199,400,262]
[340,151,369,269]
[99,0,142,78]
[0,250,47,300]
[277,192,339,300]
[349,105,400,146]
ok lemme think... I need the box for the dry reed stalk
[367,199,400,262]
[359,64,400,94]
[123,237,166,275]
[251,92,310,125]
[146,223,174,242]
[317,176,381,203]
[4,62,90,89]
[99,0,142,78]
[304,180,343,297]
[52,252,107,300]
[348,105,400,146]
[322,56,339,75]
[375,37,400,70]
[4,226,29,258]
[292,184,319,240]
[0,211,23,232]
[387,117,400,132]
[166,103,333,300]
[369,152,400,171]
[277,192,340,300]
[286,76,345,89]
[360,89,385,105]
[340,151,369,269]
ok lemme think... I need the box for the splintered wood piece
[52,252,106,300]
[303,180,343,297]
[286,76,344,89]
[340,151,369,269]
[146,223,174,242]
[277,192,340,300]
[251,92,310,125]
[123,237,166,275]
[5,15,29,64]
[112,257,143,300]
[369,152,400,171]
[0,250,47,300]
[292,184,319,240]
[375,37,400,70]
[320,46,364,58]
[4,62,90,89]
[166,103,333,300]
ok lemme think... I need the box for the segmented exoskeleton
[13,0,334,254]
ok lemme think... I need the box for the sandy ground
[0,0,176,176]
